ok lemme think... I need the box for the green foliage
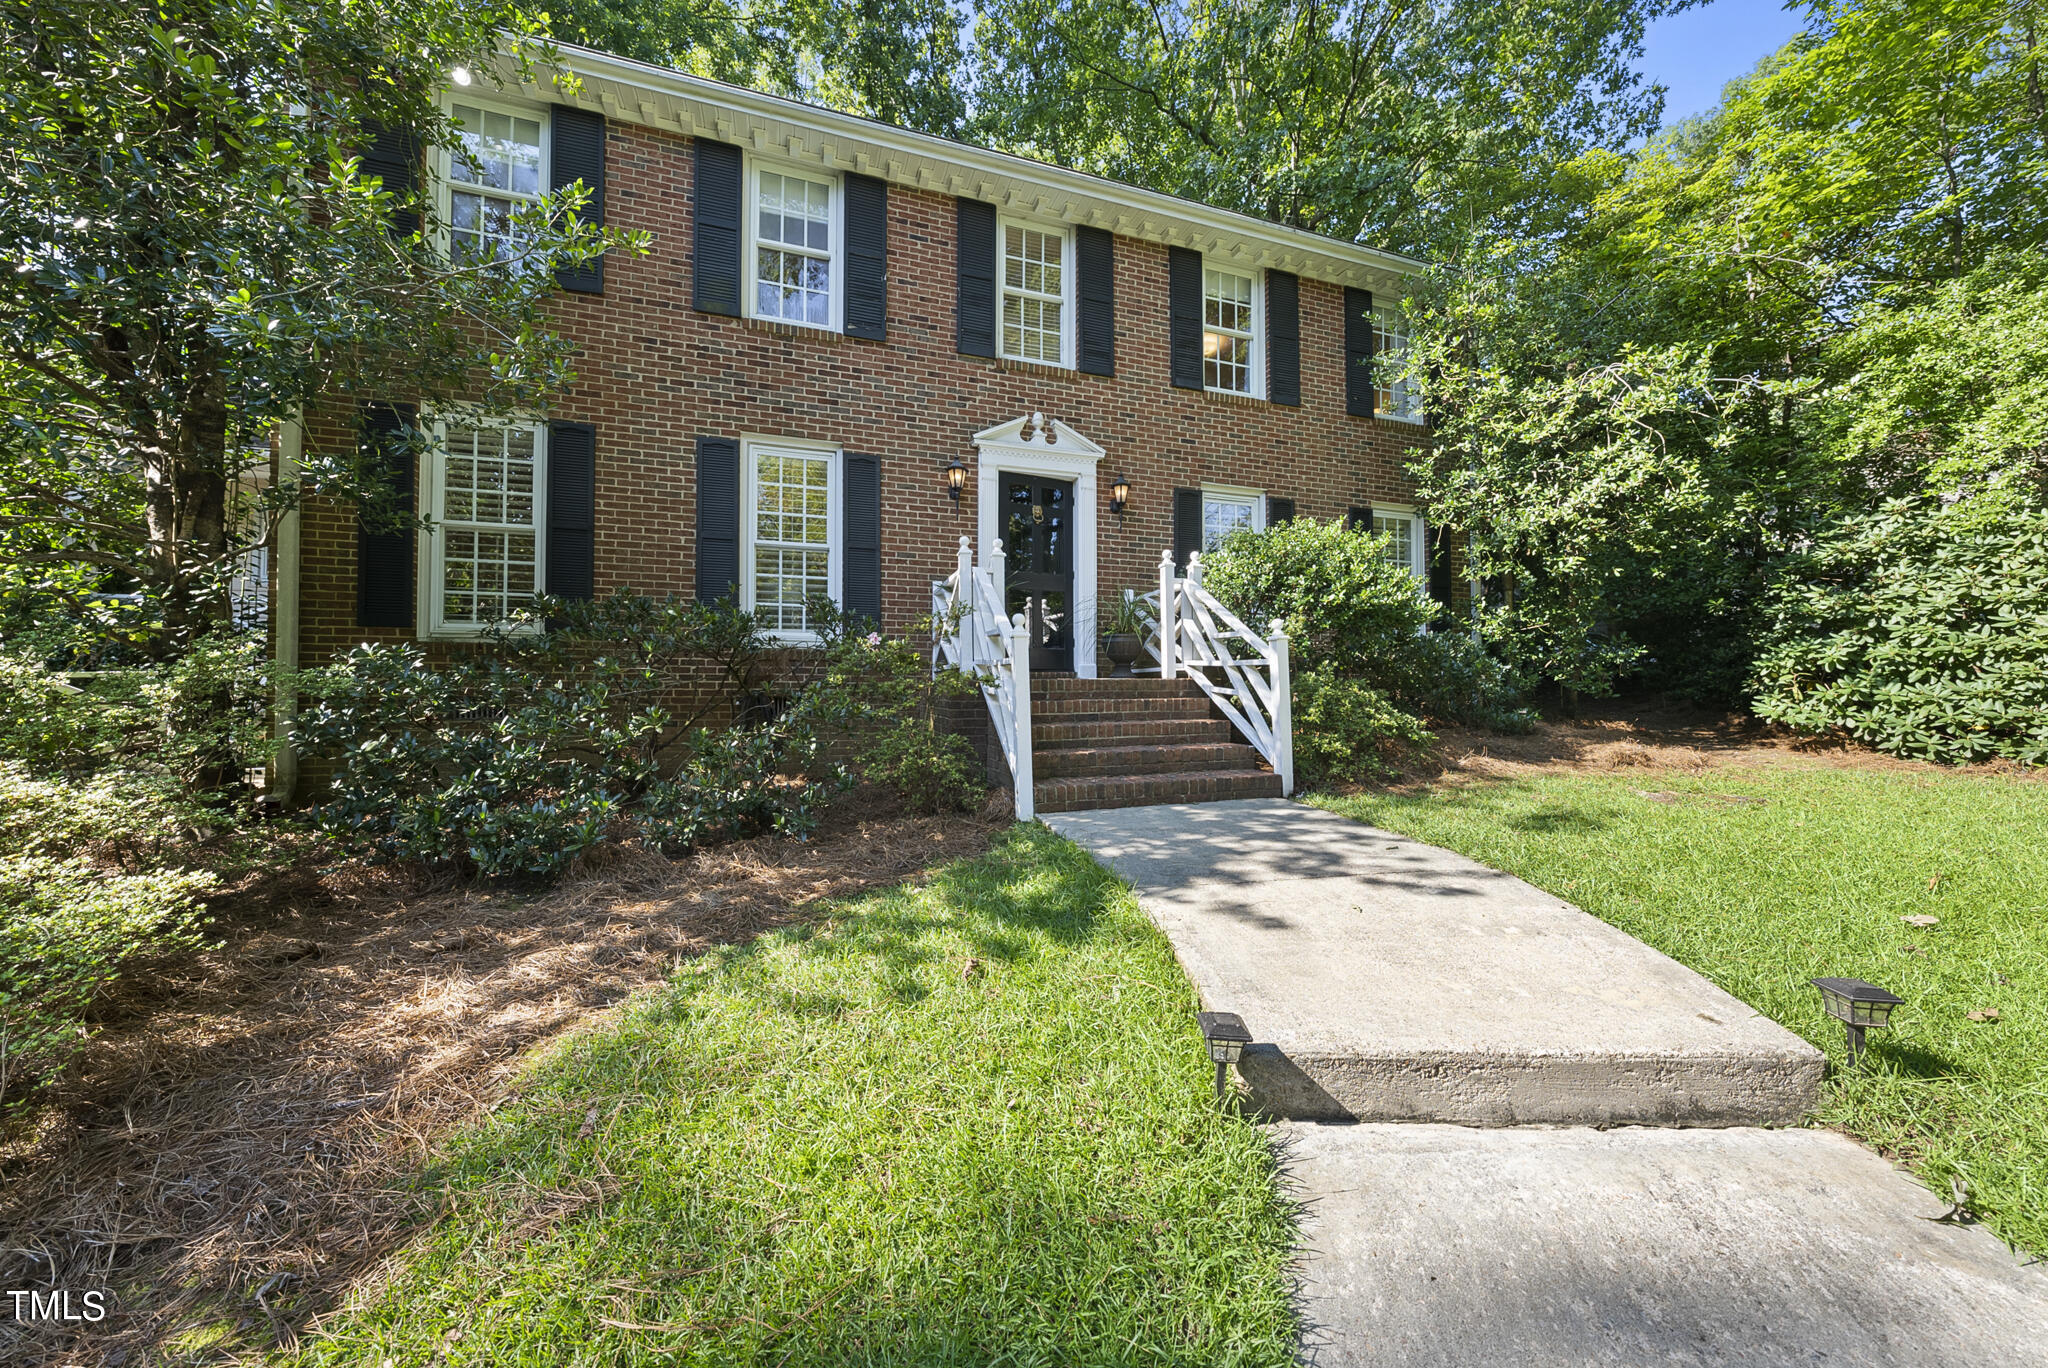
[1199,518,1529,729]
[0,0,643,639]
[1750,501,2048,764]
[299,596,827,879]
[1291,669,1434,786]
[800,599,987,813]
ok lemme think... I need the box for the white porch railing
[1140,548,1294,795]
[932,535,1036,820]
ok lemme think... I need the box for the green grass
[292,826,1297,1368]
[1313,767,2048,1256]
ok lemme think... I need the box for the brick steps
[1024,675,1279,814]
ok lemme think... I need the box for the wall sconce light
[1110,473,1132,525]
[1197,1010,1251,1100]
[1811,977,1903,1067]
[945,458,967,505]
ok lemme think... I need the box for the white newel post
[1268,618,1293,797]
[1008,610,1035,819]
[954,534,975,662]
[1157,547,1178,680]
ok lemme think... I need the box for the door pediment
[973,412,1106,464]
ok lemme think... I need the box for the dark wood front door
[1002,474,1075,673]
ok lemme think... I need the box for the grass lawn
[289,825,1297,1368]
[1314,766,2048,1257]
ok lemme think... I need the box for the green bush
[0,765,215,1111]
[1751,501,2048,764]
[1200,518,1531,732]
[1292,669,1435,785]
[299,596,829,879]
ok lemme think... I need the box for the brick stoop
[1030,675,1282,813]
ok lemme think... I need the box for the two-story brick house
[275,39,1437,812]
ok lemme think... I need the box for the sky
[1638,0,1811,125]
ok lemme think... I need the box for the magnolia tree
[0,0,641,648]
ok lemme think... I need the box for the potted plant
[1098,591,1150,676]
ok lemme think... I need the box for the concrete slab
[1045,799,1823,1125]
[1277,1122,2048,1367]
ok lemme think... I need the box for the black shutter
[1346,505,1372,532]
[844,173,889,340]
[1426,524,1455,608]
[360,121,420,237]
[955,198,997,357]
[695,436,741,603]
[1077,225,1115,376]
[842,452,882,625]
[1168,247,1204,390]
[1267,497,1295,527]
[1344,286,1376,418]
[550,107,607,294]
[1266,270,1300,406]
[546,421,596,601]
[356,402,416,627]
[692,140,743,316]
[1173,486,1203,570]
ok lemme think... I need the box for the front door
[1002,474,1075,673]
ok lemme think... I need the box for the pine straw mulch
[0,792,1008,1367]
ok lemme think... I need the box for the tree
[0,0,637,647]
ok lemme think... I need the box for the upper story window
[1203,267,1258,394]
[746,440,838,637]
[754,170,834,326]
[1001,222,1068,365]
[1375,307,1422,422]
[448,102,545,264]
[426,419,545,635]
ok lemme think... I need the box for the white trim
[738,433,843,643]
[974,414,1104,678]
[435,93,551,265]
[504,42,1425,295]
[996,216,1075,369]
[1202,264,1263,399]
[418,415,549,640]
[741,155,844,333]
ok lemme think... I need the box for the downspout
[270,414,303,805]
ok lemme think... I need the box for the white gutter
[502,39,1426,294]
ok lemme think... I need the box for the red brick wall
[293,119,1427,666]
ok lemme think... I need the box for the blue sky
[1638,0,1810,125]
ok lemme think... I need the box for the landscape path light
[1197,1011,1251,1101]
[1811,977,1903,1068]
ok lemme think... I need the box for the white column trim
[972,414,1105,678]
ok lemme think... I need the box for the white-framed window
[1371,506,1427,579]
[1000,220,1071,365]
[750,165,839,328]
[1203,266,1259,395]
[423,418,546,636]
[743,438,840,638]
[445,100,547,264]
[1375,306,1422,422]
[1201,486,1265,552]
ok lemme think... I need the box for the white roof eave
[498,39,1425,294]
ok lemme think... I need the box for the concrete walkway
[1044,799,2048,1367]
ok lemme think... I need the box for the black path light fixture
[1812,977,1904,1068]
[1197,1011,1252,1100]
[1110,473,1132,525]
[945,457,967,505]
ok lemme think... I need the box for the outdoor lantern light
[1110,474,1132,524]
[1811,977,1904,1067]
[945,458,967,504]
[1197,1011,1252,1100]
[450,66,473,86]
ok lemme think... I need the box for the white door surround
[973,412,1105,678]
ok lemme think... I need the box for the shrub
[1292,669,1435,785]
[1751,501,2048,764]
[1200,518,1530,731]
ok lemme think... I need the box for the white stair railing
[932,535,1035,820]
[1138,547,1293,795]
